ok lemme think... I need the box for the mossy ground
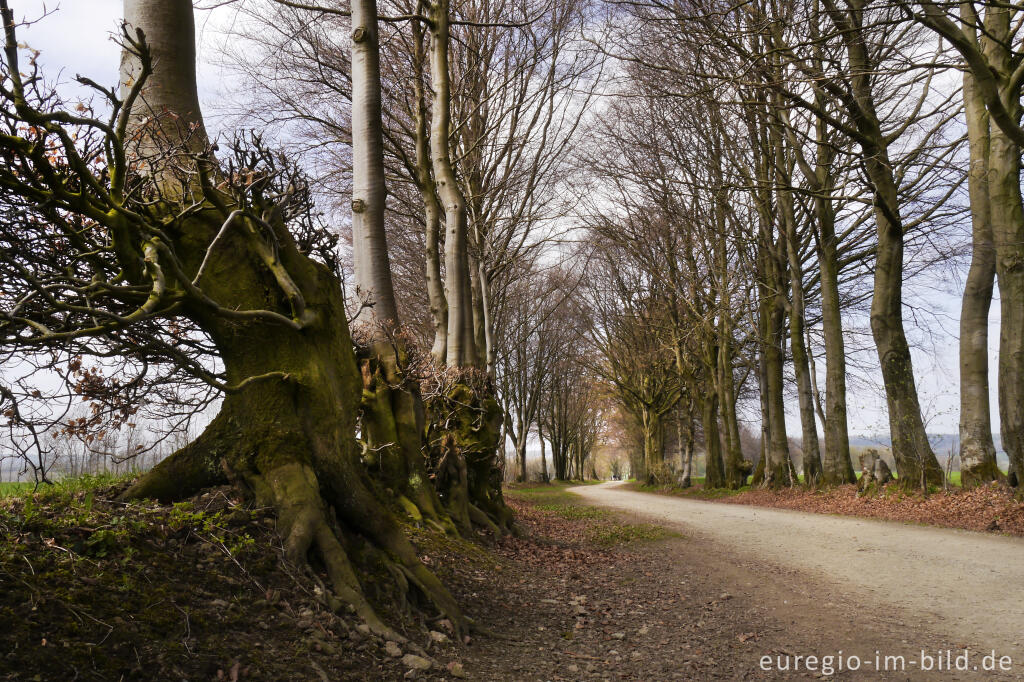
[0,475,464,681]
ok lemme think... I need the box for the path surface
[572,482,1024,676]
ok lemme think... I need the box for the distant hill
[848,433,1010,470]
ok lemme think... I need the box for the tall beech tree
[0,0,465,635]
[348,0,449,529]
[907,0,1020,488]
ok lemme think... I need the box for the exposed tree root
[359,354,452,530]
[468,502,501,538]
[246,462,403,641]
[124,428,468,638]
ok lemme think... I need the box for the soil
[3,479,1018,680]
[573,481,1024,680]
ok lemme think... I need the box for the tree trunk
[763,251,792,487]
[863,147,942,486]
[815,193,857,484]
[539,424,549,482]
[751,347,770,487]
[678,411,694,488]
[410,17,447,364]
[777,48,857,486]
[782,206,823,485]
[350,0,397,328]
[350,0,444,525]
[958,63,1000,486]
[513,420,528,483]
[642,408,665,484]
[701,394,726,488]
[824,0,943,487]
[718,333,747,488]
[773,107,822,484]
[428,0,476,368]
[991,122,1024,492]
[119,0,463,634]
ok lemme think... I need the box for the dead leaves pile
[722,482,1024,535]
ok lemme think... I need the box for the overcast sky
[11,1,995,440]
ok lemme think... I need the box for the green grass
[504,485,579,507]
[0,481,34,497]
[0,473,134,501]
[587,523,679,547]
[505,481,680,547]
[503,480,600,506]
[532,503,610,520]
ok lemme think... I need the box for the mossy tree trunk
[762,242,793,487]
[421,0,510,526]
[119,0,464,633]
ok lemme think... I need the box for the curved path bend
[571,481,1024,671]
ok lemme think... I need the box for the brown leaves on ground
[718,483,1024,535]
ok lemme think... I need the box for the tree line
[571,0,1024,493]
[0,0,1022,640]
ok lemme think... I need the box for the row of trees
[0,0,603,637]
[2,0,1022,639]
[569,0,1023,494]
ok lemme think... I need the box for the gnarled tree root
[124,449,467,639]
[245,462,403,641]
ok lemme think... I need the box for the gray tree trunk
[958,59,1000,486]
[822,0,943,487]
[427,0,476,368]
[779,176,823,485]
[409,19,448,364]
[702,393,726,488]
[350,0,398,330]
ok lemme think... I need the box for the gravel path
[572,482,1024,671]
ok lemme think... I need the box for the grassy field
[0,481,34,497]
[0,473,136,499]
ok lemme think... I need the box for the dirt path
[571,482,1024,677]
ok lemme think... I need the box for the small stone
[567,664,579,673]
[608,650,619,656]
[401,654,432,671]
[719,593,732,601]
[611,632,625,640]
[637,625,649,635]
[631,652,643,660]
[357,624,372,636]
[429,630,450,644]
[385,641,403,658]
[447,661,467,678]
